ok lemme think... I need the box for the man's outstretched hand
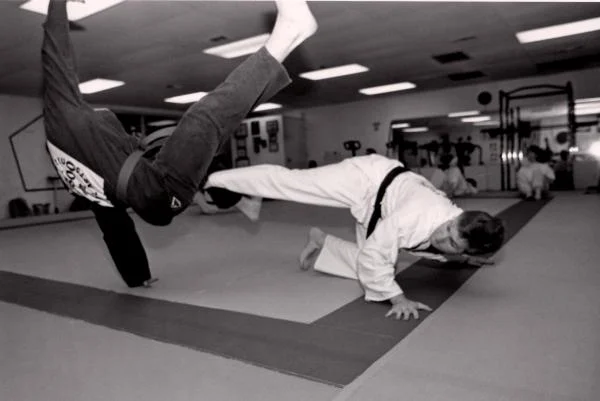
[386,294,432,320]
[464,255,495,267]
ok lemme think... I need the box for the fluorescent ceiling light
[575,106,600,116]
[253,103,282,112]
[164,91,208,104]
[448,110,480,118]
[576,102,600,109]
[20,0,125,21]
[589,141,600,158]
[300,64,369,81]
[391,122,410,129]
[78,78,124,94]
[359,82,416,96]
[474,121,499,126]
[403,127,428,133]
[576,97,600,104]
[203,33,270,59]
[516,16,600,43]
[462,115,491,123]
[147,120,177,127]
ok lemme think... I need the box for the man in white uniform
[429,155,478,197]
[204,154,505,320]
[517,146,555,200]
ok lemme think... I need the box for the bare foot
[299,227,325,271]
[236,196,262,222]
[143,278,159,288]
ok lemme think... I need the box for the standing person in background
[552,150,575,190]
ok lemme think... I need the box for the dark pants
[150,48,292,214]
[42,1,290,286]
[91,203,151,287]
[42,0,292,225]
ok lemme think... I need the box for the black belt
[366,165,410,238]
[116,129,172,203]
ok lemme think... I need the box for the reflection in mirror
[386,94,600,193]
[386,112,499,169]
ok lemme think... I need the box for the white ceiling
[2,1,600,113]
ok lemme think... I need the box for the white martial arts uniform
[429,166,477,197]
[206,155,463,302]
[516,161,555,197]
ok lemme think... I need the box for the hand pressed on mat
[464,255,495,267]
[386,294,432,320]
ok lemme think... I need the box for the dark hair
[458,211,505,255]
[438,153,454,170]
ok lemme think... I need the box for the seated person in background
[429,154,478,198]
[517,145,555,200]
[204,154,505,320]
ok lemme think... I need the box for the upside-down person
[41,0,318,287]
[204,154,505,320]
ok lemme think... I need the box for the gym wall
[0,94,74,220]
[301,66,600,167]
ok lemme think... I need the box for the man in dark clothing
[42,0,318,287]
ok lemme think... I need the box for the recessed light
[403,127,428,133]
[147,120,177,127]
[164,92,208,104]
[516,16,600,43]
[79,78,124,94]
[254,103,282,112]
[300,64,369,81]
[461,116,491,123]
[448,110,480,118]
[20,0,125,21]
[359,82,416,96]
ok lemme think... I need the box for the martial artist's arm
[444,254,495,266]
[90,203,154,288]
[356,217,432,320]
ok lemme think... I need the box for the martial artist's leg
[531,168,553,200]
[205,161,366,209]
[42,0,91,147]
[313,235,361,280]
[152,0,317,205]
[517,170,533,198]
[204,186,261,221]
[299,227,362,280]
[91,203,154,288]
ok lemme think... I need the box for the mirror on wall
[385,111,500,169]
[384,98,600,192]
